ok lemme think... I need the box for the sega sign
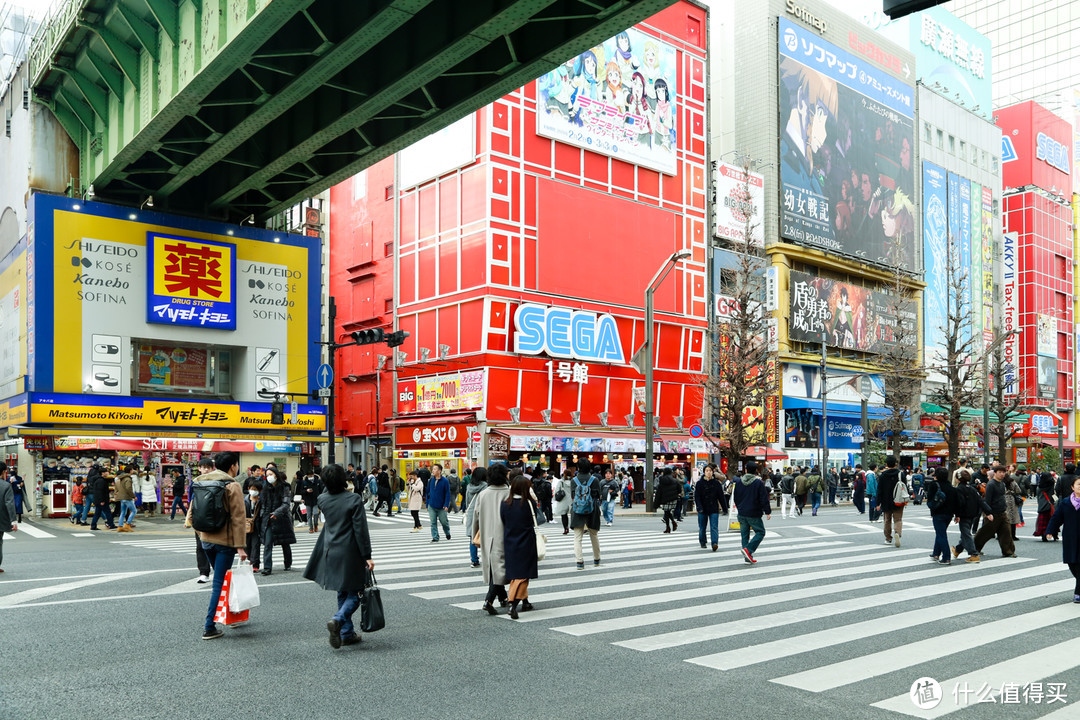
[513,303,625,363]
[1036,132,1071,175]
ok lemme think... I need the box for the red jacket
[72,483,84,504]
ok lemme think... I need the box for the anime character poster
[536,26,678,174]
[778,17,916,269]
[788,270,912,354]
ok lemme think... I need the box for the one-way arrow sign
[317,363,334,389]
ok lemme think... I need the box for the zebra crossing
[365,526,1077,719]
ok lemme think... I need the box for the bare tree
[925,236,979,469]
[869,236,923,460]
[703,161,772,468]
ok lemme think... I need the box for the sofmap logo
[1036,131,1071,175]
[513,303,625,363]
[1001,135,1017,163]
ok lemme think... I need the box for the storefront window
[134,340,232,397]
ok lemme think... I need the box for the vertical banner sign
[981,187,995,343]
[147,234,237,330]
[957,176,972,345]
[922,162,948,378]
[1002,232,1019,395]
[714,162,766,246]
[970,181,983,347]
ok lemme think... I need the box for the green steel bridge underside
[29,0,675,223]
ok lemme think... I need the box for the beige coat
[186,470,246,549]
[407,478,425,511]
[471,484,510,585]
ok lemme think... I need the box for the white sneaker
[894,534,901,548]
[196,575,210,584]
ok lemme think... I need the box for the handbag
[532,500,547,561]
[228,562,261,612]
[360,571,385,632]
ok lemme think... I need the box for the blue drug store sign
[146,233,237,330]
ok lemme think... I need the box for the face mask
[249,489,259,497]
[267,476,277,484]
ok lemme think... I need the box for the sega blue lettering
[1001,136,1017,164]
[513,303,625,363]
[1036,132,1070,175]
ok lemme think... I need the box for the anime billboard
[536,27,678,175]
[788,270,914,355]
[778,17,916,268]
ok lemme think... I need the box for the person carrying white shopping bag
[229,561,261,613]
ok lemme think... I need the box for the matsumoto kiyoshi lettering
[513,303,625,363]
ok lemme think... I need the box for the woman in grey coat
[303,464,375,649]
[471,463,511,614]
[465,466,488,568]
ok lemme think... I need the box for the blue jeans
[119,500,138,525]
[810,492,822,515]
[698,512,719,546]
[428,507,450,540]
[739,515,766,555]
[932,514,951,559]
[470,541,479,564]
[601,500,615,524]
[80,494,94,523]
[170,496,186,519]
[201,543,236,631]
[334,590,361,638]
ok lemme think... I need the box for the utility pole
[327,296,337,465]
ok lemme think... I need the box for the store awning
[1035,438,1080,450]
[744,445,788,460]
[919,402,1020,421]
[382,413,475,427]
[783,397,892,420]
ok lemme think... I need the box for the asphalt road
[1,504,1078,720]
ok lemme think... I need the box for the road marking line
[0,572,144,607]
[802,526,838,535]
[769,584,1074,687]
[14,523,56,539]
[870,636,1080,718]
[678,563,1054,663]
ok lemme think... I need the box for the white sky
[5,0,57,19]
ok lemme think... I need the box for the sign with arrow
[316,363,334,389]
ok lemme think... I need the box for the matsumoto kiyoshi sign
[514,303,625,363]
[147,233,237,329]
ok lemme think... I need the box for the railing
[26,0,84,88]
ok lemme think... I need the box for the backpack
[398,477,406,493]
[926,481,947,512]
[572,476,596,515]
[190,481,229,532]
[892,476,911,506]
[956,485,980,518]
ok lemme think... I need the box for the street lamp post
[643,250,691,512]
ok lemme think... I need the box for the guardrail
[26,0,85,88]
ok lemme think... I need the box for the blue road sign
[317,363,334,389]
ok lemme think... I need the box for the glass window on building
[924,122,932,143]
[937,129,944,149]
[948,135,955,154]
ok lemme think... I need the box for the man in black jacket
[875,456,905,547]
[88,466,116,531]
[973,465,1017,558]
[694,466,723,551]
[1056,464,1076,502]
[732,461,771,564]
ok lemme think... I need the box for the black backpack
[956,485,980,519]
[190,481,230,532]
[926,481,947,512]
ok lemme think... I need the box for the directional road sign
[317,363,334,389]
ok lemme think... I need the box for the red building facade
[330,2,709,475]
[998,101,1074,435]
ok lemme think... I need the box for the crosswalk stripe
[553,557,1040,636]
[843,522,880,533]
[13,522,56,539]
[870,636,1080,717]
[802,526,838,535]
[409,541,855,599]
[675,563,1055,662]
[0,572,143,608]
[710,579,1074,674]
[778,585,1077,689]
[475,549,929,624]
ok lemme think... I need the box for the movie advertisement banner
[1038,356,1057,399]
[536,27,678,175]
[778,17,915,268]
[788,270,911,354]
[715,162,765,246]
[1037,314,1057,357]
[922,161,948,376]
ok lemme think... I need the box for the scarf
[1071,493,1080,511]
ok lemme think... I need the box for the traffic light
[270,400,285,425]
[386,330,409,348]
[351,328,385,345]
